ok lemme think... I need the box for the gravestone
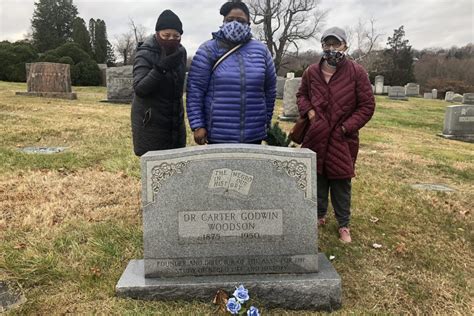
[410,184,456,192]
[97,64,107,87]
[371,84,375,93]
[440,105,474,142]
[374,75,384,95]
[15,62,77,100]
[462,93,474,105]
[18,147,67,154]
[388,86,408,100]
[276,77,286,99]
[102,66,134,103]
[279,78,302,121]
[405,83,420,97]
[445,91,455,102]
[286,72,295,79]
[424,92,433,99]
[0,282,26,312]
[432,89,438,99]
[452,94,463,103]
[383,85,389,94]
[116,144,342,311]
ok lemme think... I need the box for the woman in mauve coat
[297,26,375,243]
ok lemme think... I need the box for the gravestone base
[117,253,341,311]
[278,114,298,122]
[100,99,133,104]
[437,133,474,143]
[16,91,77,100]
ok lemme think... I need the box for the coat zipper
[238,53,246,142]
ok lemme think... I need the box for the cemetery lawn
[1,80,472,314]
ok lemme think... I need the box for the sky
[1,0,473,57]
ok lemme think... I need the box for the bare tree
[248,0,327,72]
[350,17,382,62]
[113,18,149,65]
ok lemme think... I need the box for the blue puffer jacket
[186,38,276,143]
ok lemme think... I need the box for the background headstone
[432,89,438,99]
[440,105,474,142]
[97,64,107,87]
[445,91,455,102]
[405,83,420,97]
[388,86,408,100]
[286,72,295,79]
[276,77,286,99]
[103,66,134,103]
[279,78,302,121]
[452,94,463,103]
[371,84,375,93]
[15,62,77,100]
[462,93,474,105]
[117,145,341,311]
[424,92,433,99]
[383,85,389,94]
[374,75,384,95]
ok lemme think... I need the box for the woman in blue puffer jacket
[186,0,276,145]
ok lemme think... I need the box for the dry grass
[1,82,473,314]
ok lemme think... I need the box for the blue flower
[226,298,241,314]
[233,284,250,303]
[247,306,260,316]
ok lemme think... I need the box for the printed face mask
[221,20,252,43]
[322,49,346,67]
[156,36,181,55]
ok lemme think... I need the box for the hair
[220,0,250,20]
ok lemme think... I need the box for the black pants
[317,175,352,227]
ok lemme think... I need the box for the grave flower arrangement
[213,285,260,315]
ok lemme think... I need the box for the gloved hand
[155,47,184,71]
[194,128,208,145]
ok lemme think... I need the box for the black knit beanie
[155,9,183,34]
[220,0,250,20]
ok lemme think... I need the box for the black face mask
[156,36,181,55]
[322,50,345,67]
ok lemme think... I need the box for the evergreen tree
[90,19,115,64]
[31,0,78,52]
[383,26,415,85]
[72,17,91,55]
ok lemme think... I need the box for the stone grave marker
[374,75,384,95]
[116,144,341,311]
[102,66,134,103]
[411,184,456,192]
[424,92,433,99]
[371,84,375,93]
[388,86,408,100]
[0,282,26,313]
[405,83,420,97]
[16,62,77,100]
[286,72,295,79]
[440,105,474,142]
[452,94,463,103]
[432,89,438,99]
[462,93,474,105]
[445,91,455,102]
[18,147,68,154]
[97,64,107,87]
[276,77,286,99]
[279,78,302,121]
[383,85,389,94]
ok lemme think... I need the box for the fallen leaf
[372,243,383,249]
[13,243,27,250]
[90,267,101,277]
[329,255,336,261]
[459,210,469,216]
[395,243,406,254]
[370,216,379,223]
[212,289,229,314]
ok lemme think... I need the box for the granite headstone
[405,83,420,97]
[440,105,474,142]
[276,77,286,99]
[388,86,408,100]
[452,94,463,103]
[103,66,134,103]
[374,75,384,95]
[424,92,433,99]
[279,78,302,121]
[432,89,438,99]
[445,91,455,102]
[116,144,341,311]
[462,93,474,105]
[15,62,77,100]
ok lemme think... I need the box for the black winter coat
[131,35,187,156]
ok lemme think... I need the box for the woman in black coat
[131,10,187,156]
